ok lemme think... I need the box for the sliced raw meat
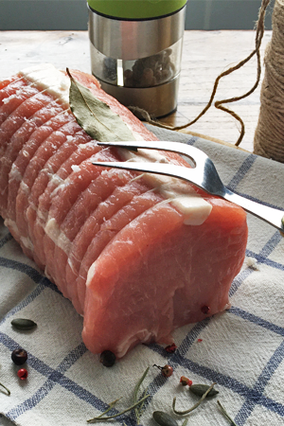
[75,181,161,313]
[30,134,97,264]
[64,168,136,312]
[83,198,246,357]
[6,113,69,222]
[1,100,64,217]
[26,129,88,268]
[0,64,248,359]
[42,149,112,293]
[0,77,27,123]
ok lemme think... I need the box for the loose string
[131,0,271,147]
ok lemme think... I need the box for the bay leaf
[67,68,135,142]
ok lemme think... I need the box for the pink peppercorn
[153,364,174,377]
[17,368,28,380]
[165,343,177,354]
[201,305,210,314]
[180,376,193,386]
[161,365,173,377]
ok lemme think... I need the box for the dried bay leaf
[66,68,135,142]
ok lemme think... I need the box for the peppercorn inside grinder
[87,0,187,117]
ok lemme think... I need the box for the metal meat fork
[93,140,284,232]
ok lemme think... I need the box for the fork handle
[224,190,284,232]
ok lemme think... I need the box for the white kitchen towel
[1,126,284,426]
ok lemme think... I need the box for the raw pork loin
[0,64,248,358]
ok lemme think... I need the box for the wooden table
[0,30,272,153]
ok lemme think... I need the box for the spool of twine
[254,0,284,161]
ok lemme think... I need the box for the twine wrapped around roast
[254,0,284,162]
[131,0,272,150]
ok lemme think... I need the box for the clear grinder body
[87,0,187,117]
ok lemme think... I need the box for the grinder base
[97,76,180,118]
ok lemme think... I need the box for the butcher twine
[254,0,284,161]
[132,0,271,148]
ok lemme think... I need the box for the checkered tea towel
[1,126,284,426]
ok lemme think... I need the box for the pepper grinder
[87,0,187,117]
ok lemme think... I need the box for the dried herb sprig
[133,367,150,424]
[0,381,11,396]
[217,400,238,426]
[87,366,150,423]
[93,398,121,420]
[135,389,149,424]
[172,382,216,416]
[87,394,150,423]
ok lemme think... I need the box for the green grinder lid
[87,0,187,20]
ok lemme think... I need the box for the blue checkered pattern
[1,128,284,426]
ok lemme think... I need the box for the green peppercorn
[11,318,37,331]
[153,411,178,426]
[190,383,219,397]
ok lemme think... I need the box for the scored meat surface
[0,64,248,358]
